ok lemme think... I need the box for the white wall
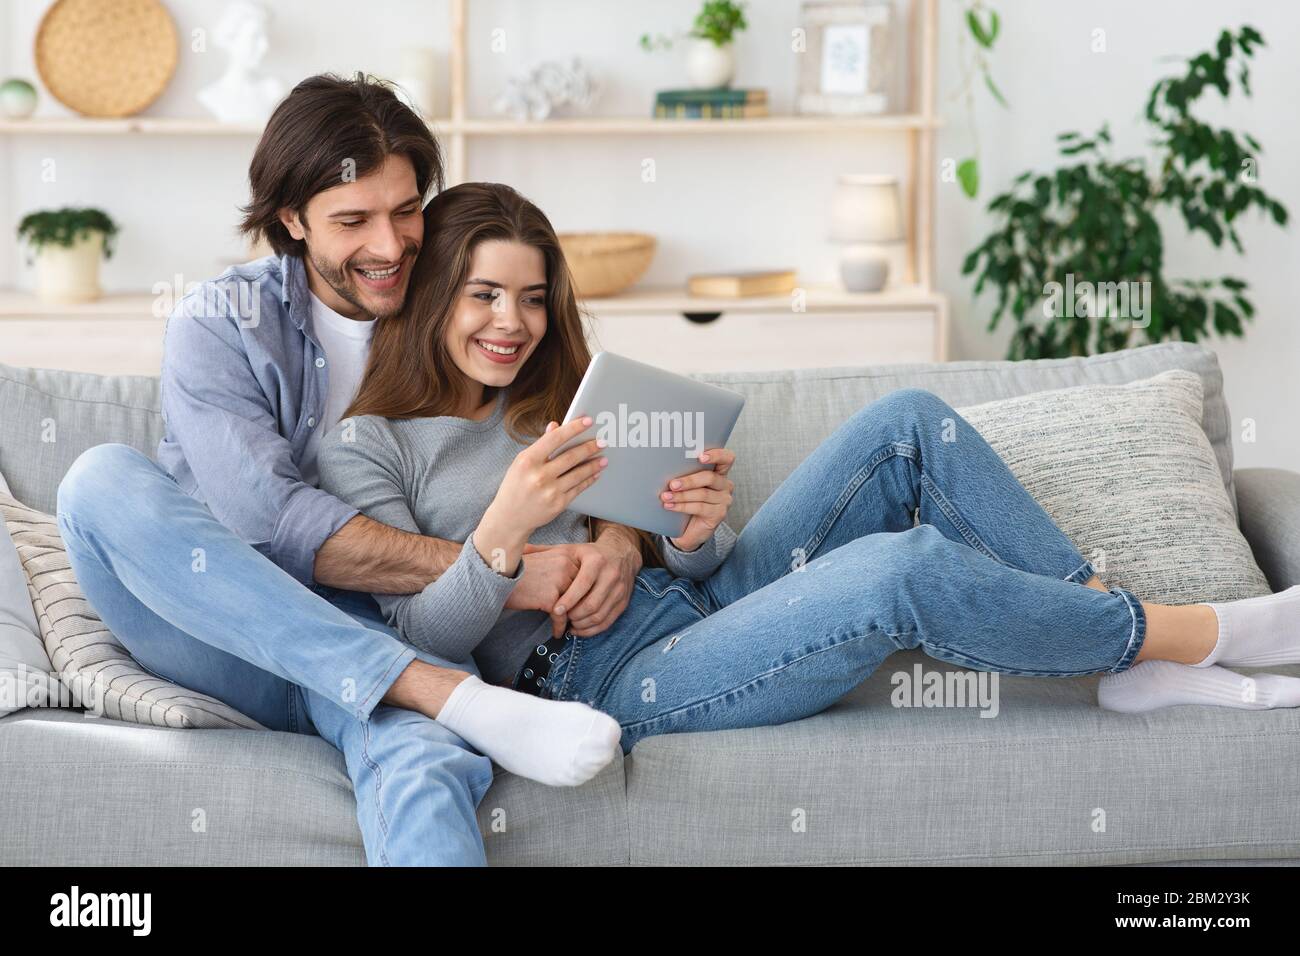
[934,0,1300,471]
[4,0,1296,472]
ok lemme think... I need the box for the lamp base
[839,245,890,293]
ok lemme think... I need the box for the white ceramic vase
[35,232,104,304]
[685,39,735,88]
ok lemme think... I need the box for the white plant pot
[35,232,105,304]
[686,39,735,89]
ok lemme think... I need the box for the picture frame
[797,1,896,115]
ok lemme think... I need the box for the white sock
[1098,659,1300,713]
[435,675,621,787]
[1196,585,1300,668]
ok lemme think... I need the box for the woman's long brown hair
[345,181,662,565]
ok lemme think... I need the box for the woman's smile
[473,336,526,364]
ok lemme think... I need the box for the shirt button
[315,357,325,368]
[307,417,316,427]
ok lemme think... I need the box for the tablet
[550,351,746,538]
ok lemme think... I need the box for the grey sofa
[2,342,1298,866]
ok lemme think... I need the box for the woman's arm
[657,521,738,580]
[316,417,519,662]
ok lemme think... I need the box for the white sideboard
[0,285,946,378]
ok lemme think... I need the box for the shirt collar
[282,254,311,333]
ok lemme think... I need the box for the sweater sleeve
[657,520,738,580]
[315,417,519,663]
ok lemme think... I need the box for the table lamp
[829,174,903,292]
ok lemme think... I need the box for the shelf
[0,117,263,135]
[0,284,941,319]
[0,114,939,138]
[451,114,940,135]
[0,290,161,318]
[577,284,942,315]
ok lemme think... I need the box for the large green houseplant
[962,27,1288,360]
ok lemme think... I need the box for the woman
[318,182,1300,768]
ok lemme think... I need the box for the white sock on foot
[435,675,621,787]
[1098,659,1300,713]
[1196,585,1300,668]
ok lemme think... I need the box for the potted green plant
[640,1,749,89]
[963,27,1288,359]
[16,207,119,304]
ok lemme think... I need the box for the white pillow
[0,486,61,716]
[956,369,1271,605]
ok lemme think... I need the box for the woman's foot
[435,675,621,787]
[1195,585,1300,668]
[1099,659,1300,713]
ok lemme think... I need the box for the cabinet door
[0,319,166,376]
[584,310,941,373]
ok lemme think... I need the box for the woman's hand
[663,447,737,553]
[476,417,607,574]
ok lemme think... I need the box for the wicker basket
[35,0,179,118]
[559,232,656,299]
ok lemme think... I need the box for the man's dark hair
[240,73,444,257]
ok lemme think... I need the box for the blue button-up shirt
[156,254,359,587]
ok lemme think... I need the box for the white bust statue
[197,1,284,123]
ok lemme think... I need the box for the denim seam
[799,442,902,562]
[356,645,417,719]
[1110,587,1147,672]
[358,719,391,867]
[552,630,586,702]
[1064,558,1097,584]
[583,575,710,705]
[917,472,1005,564]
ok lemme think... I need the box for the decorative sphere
[0,78,38,119]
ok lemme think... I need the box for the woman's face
[444,239,549,393]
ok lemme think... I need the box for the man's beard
[308,243,417,320]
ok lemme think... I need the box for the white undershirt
[300,291,376,485]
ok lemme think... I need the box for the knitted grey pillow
[955,369,1270,605]
[0,492,263,729]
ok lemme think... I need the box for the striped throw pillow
[0,493,262,730]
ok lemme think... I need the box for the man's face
[279,153,424,320]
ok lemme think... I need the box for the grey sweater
[316,390,737,685]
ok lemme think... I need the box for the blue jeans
[543,388,1148,753]
[56,444,493,866]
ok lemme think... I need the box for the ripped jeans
[541,388,1146,753]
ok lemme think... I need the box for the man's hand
[503,546,582,636]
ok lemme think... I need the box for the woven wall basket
[35,0,179,118]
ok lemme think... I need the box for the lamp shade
[829,174,903,243]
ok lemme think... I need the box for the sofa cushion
[624,648,1300,865]
[956,370,1270,604]
[0,493,261,730]
[0,498,60,716]
[0,363,162,516]
[0,708,629,865]
[691,342,1235,531]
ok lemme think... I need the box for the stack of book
[653,88,769,120]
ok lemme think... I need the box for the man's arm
[160,285,463,592]
[313,514,461,594]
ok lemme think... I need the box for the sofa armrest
[1235,467,1300,591]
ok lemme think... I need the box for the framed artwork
[797,1,896,115]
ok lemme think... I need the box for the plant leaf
[957,158,980,198]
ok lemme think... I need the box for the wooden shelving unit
[1,0,947,373]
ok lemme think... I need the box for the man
[56,74,641,867]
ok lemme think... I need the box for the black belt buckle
[514,631,570,696]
